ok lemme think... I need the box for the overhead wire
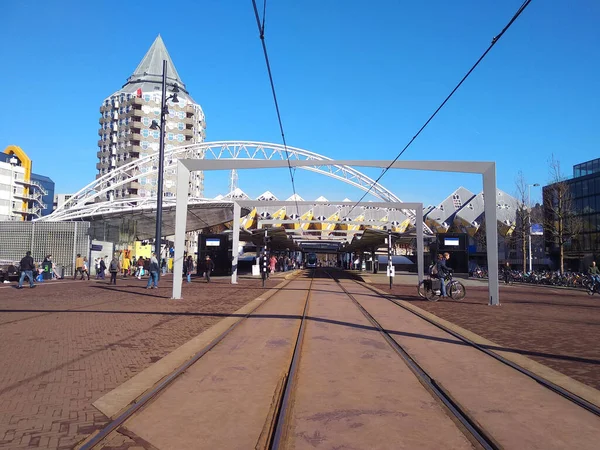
[342,0,533,220]
[251,0,301,220]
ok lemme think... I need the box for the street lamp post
[527,183,540,273]
[150,60,179,279]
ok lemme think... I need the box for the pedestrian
[161,257,167,275]
[82,257,90,280]
[136,257,145,279]
[98,256,106,280]
[94,258,100,279]
[109,255,120,285]
[73,253,84,280]
[122,254,130,278]
[146,252,159,289]
[17,251,36,289]
[203,255,215,283]
[185,255,194,283]
[49,255,62,280]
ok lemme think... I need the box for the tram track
[355,277,600,418]
[79,271,316,450]
[326,270,499,450]
[78,268,600,449]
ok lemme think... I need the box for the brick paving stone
[0,275,269,449]
[376,282,600,390]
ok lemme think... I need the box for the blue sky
[1,0,598,207]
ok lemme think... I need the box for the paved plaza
[0,271,599,449]
[0,275,270,449]
[369,275,600,391]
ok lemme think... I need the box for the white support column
[416,204,424,283]
[483,165,500,306]
[231,202,241,284]
[172,161,189,300]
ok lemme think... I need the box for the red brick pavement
[376,282,600,391]
[0,275,268,449]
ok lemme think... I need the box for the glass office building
[544,157,600,270]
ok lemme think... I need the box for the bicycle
[585,275,600,296]
[417,273,466,302]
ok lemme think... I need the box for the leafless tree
[510,171,530,274]
[544,156,582,272]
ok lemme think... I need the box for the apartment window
[152,131,159,139]
[142,129,149,138]
[142,117,150,126]
[178,122,184,130]
[167,133,174,141]
[143,94,151,102]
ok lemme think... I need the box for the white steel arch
[43,141,416,222]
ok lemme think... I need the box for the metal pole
[231,202,240,284]
[528,184,532,273]
[483,165,500,306]
[155,60,167,281]
[388,228,392,289]
[172,161,189,300]
[416,204,424,284]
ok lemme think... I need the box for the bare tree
[544,156,582,272]
[511,171,530,274]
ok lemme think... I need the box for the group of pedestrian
[17,252,63,289]
[15,250,217,290]
[184,255,214,283]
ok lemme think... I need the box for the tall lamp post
[527,183,540,273]
[150,60,179,279]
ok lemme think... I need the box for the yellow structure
[3,145,32,219]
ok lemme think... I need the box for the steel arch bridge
[44,141,414,222]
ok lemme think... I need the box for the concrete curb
[92,276,295,419]
[366,283,600,410]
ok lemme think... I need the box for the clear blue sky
[1,0,598,207]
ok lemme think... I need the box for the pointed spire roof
[123,35,188,93]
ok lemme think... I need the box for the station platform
[88,270,600,449]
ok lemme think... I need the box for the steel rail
[358,280,600,418]
[269,269,315,449]
[79,275,298,450]
[328,271,499,450]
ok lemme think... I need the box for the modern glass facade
[569,158,600,254]
[544,157,600,270]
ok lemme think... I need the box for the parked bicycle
[417,273,466,302]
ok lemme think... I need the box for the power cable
[251,0,301,220]
[343,0,532,220]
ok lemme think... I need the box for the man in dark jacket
[203,256,215,283]
[98,257,106,280]
[17,251,36,289]
[435,253,452,297]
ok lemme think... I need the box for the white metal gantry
[172,158,500,306]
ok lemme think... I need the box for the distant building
[96,35,206,202]
[543,157,600,270]
[53,194,73,212]
[30,173,55,217]
[1,146,53,221]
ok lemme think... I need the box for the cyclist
[436,253,452,297]
[588,261,600,289]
